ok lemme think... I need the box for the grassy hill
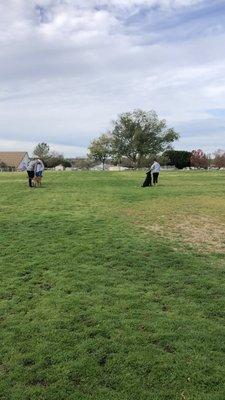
[1,171,225,400]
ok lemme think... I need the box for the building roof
[0,152,28,168]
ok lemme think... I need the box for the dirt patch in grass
[125,210,225,253]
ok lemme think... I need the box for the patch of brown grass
[151,214,224,253]
[124,209,225,253]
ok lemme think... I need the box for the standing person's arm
[150,162,155,172]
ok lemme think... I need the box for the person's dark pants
[27,171,34,187]
[153,172,159,185]
[142,171,152,187]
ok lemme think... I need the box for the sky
[0,0,225,157]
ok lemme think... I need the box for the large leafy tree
[110,109,179,167]
[88,134,112,170]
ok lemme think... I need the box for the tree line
[88,110,225,169]
[33,109,225,170]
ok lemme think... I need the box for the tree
[33,143,50,162]
[44,151,72,168]
[61,159,72,168]
[119,157,135,168]
[164,150,191,169]
[45,153,62,168]
[32,145,71,168]
[72,157,95,170]
[110,109,179,167]
[190,149,209,169]
[213,149,225,169]
[88,134,112,170]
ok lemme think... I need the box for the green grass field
[1,170,225,400]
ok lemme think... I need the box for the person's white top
[151,161,161,173]
[36,159,44,173]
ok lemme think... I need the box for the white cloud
[0,0,225,155]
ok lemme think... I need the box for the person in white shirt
[34,159,44,178]
[33,159,44,187]
[151,159,161,185]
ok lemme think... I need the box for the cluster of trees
[163,149,210,169]
[72,148,225,170]
[33,143,71,168]
[163,149,225,169]
[33,110,225,171]
[87,109,225,170]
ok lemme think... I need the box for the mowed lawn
[1,171,225,400]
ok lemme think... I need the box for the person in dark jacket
[26,159,37,187]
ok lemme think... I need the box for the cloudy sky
[0,0,225,157]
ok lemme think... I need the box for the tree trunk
[137,154,143,169]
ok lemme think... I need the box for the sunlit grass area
[1,170,225,400]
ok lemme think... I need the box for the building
[0,152,29,171]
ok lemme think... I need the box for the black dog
[142,170,152,187]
